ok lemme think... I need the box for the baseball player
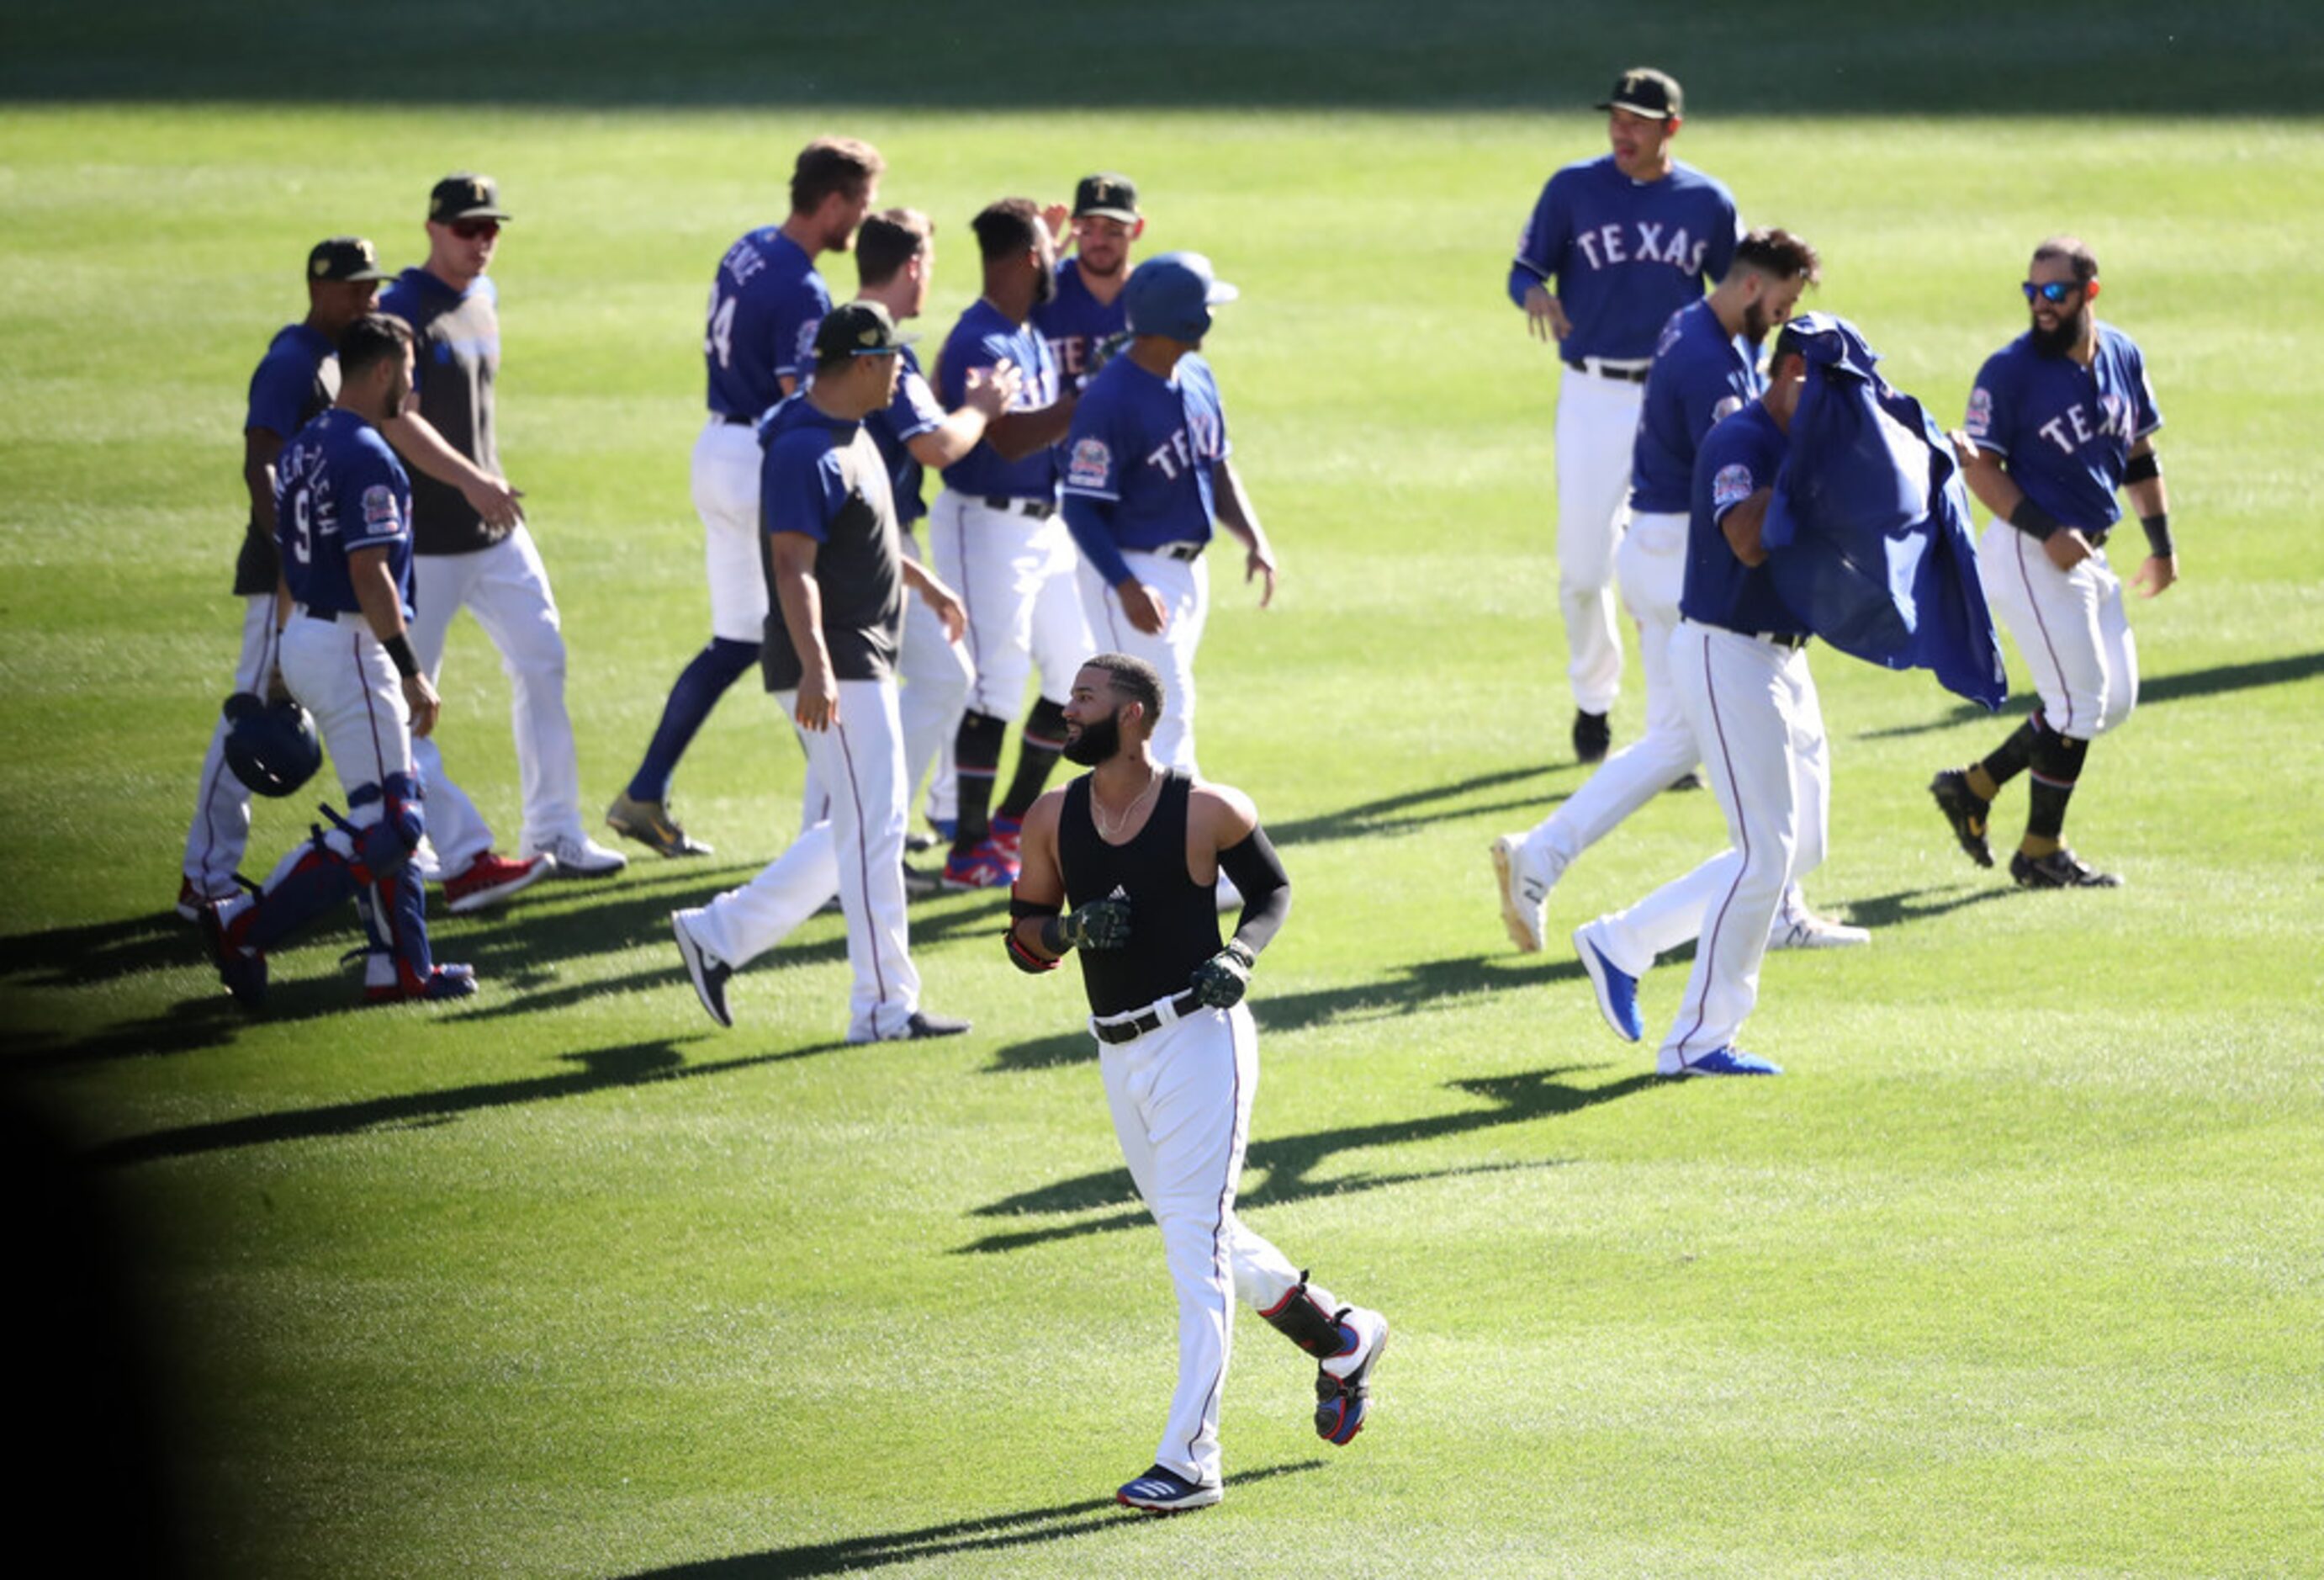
[607,136,885,859]
[199,315,475,1007]
[669,304,974,1044]
[1061,251,1277,782]
[1493,229,1866,952]
[377,172,627,913]
[850,209,1021,841]
[1008,653,1388,1514]
[1930,237,2173,888]
[1036,173,1143,384]
[179,237,393,919]
[928,198,1090,891]
[1510,66,1742,763]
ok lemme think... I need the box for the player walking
[928,199,1090,890]
[1510,67,1741,763]
[1008,654,1388,1514]
[608,136,885,859]
[199,315,474,1007]
[1493,229,1865,952]
[1930,237,2173,888]
[378,172,627,911]
[669,305,974,1044]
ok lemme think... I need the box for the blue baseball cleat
[1573,921,1643,1042]
[1116,1464,1222,1515]
[1668,1047,1782,1078]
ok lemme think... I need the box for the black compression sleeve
[1217,824,1291,957]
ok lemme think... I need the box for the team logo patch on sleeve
[1067,437,1112,491]
[361,485,399,527]
[1712,463,1755,511]
[1964,386,1993,439]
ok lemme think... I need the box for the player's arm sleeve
[2131,345,2163,439]
[760,437,842,543]
[1218,824,1291,957]
[1962,353,2014,458]
[1506,179,1564,307]
[772,279,831,385]
[1059,403,1135,587]
[1704,191,1743,282]
[892,367,945,443]
[245,352,309,439]
[340,453,410,554]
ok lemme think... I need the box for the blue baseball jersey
[1509,156,1742,363]
[758,395,905,686]
[862,344,946,530]
[935,298,1064,501]
[1631,300,1761,515]
[704,228,830,421]
[236,321,339,596]
[1059,354,1229,587]
[1681,401,1802,639]
[274,409,414,620]
[1961,322,2162,535]
[1033,259,1126,385]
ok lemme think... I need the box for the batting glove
[1189,940,1256,1009]
[1046,897,1131,953]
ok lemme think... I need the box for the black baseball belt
[982,496,1056,519]
[1564,357,1651,384]
[1092,989,1204,1046]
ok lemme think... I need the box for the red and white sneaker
[442,851,550,915]
[177,875,240,923]
[941,839,1019,892]
[363,957,479,1004]
[987,814,1024,865]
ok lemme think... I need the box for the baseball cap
[1072,173,1141,224]
[1596,67,1683,119]
[813,301,919,361]
[428,172,511,224]
[308,236,392,283]
[1124,251,1237,342]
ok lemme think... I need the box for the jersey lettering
[2034,393,2136,456]
[1573,222,1708,275]
[720,237,766,288]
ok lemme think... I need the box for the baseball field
[3,3,2321,1574]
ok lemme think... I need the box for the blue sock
[627,638,760,803]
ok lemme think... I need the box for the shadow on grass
[1268,765,1559,849]
[618,1460,1326,1578]
[82,1034,847,1169]
[1855,649,2324,742]
[958,1061,1657,1254]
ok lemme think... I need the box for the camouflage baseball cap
[1072,173,1140,224]
[813,301,919,361]
[307,236,392,283]
[428,172,511,223]
[1596,67,1683,119]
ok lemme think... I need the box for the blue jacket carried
[1759,313,2008,710]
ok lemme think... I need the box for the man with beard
[1930,237,2173,888]
[669,304,972,1043]
[1494,228,1866,952]
[1036,173,1143,385]
[1510,67,1742,766]
[1006,653,1389,1515]
[928,198,1089,891]
[608,135,885,859]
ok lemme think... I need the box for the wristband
[383,633,420,680]
[2123,451,2162,485]
[2139,512,2174,559]
[2008,496,2062,541]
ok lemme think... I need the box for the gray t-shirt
[756,395,905,689]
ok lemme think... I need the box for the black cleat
[2010,847,2122,889]
[1572,708,1611,765]
[1929,770,1995,868]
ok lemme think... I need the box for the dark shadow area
[1855,650,2324,742]
[618,1459,1326,1578]
[83,1034,847,1168]
[5,1,2315,115]
[1839,883,2019,929]
[959,1062,1656,1254]
[1268,766,1557,851]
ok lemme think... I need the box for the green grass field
[3,7,2322,1575]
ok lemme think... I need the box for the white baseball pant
[1096,994,1307,1487]
[1076,546,1209,775]
[277,611,416,819]
[1591,623,1829,1070]
[1977,518,2138,740]
[1554,363,1646,715]
[897,530,969,824]
[407,524,584,867]
[1509,509,1695,890]
[691,678,918,1042]
[929,491,1091,720]
[692,417,772,644]
[182,593,282,893]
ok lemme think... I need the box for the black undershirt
[1058,770,1221,1017]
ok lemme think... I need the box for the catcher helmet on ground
[1123,251,1239,343]
[221,692,322,798]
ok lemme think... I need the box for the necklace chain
[1092,766,1162,841]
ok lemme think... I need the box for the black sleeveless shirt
[1059,769,1222,1016]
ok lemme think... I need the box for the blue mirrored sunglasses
[2022,280,2080,304]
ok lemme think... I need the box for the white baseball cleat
[530,832,629,878]
[1490,834,1551,954]
[1769,909,1871,950]
[670,908,733,1028]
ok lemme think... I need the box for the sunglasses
[2021,280,2080,305]
[449,219,500,241]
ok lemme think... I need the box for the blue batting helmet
[1123,251,1239,342]
[221,692,322,798]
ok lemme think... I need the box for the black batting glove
[1042,897,1131,954]
[1189,940,1256,1009]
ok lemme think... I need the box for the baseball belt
[1564,356,1651,384]
[982,496,1057,519]
[1141,542,1204,563]
[1091,989,1204,1046]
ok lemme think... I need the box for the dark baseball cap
[308,236,391,283]
[1596,67,1683,119]
[813,301,918,361]
[1072,173,1140,224]
[428,172,511,223]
